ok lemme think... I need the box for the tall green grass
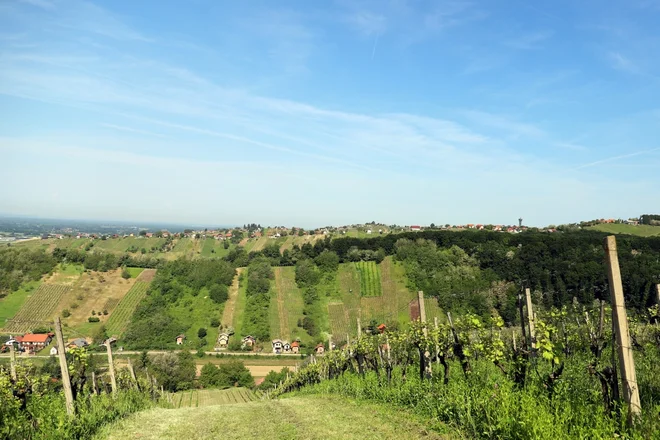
[293,351,660,440]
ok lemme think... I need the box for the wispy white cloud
[574,147,660,169]
[607,51,640,74]
[19,0,54,10]
[100,123,167,138]
[504,30,554,50]
[346,11,387,36]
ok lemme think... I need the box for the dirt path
[274,268,290,341]
[221,268,243,328]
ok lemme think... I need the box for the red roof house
[19,333,53,352]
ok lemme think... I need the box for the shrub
[121,267,130,279]
[210,317,220,328]
[197,327,207,338]
[88,316,100,323]
[209,284,229,304]
[103,309,108,315]
[91,310,96,316]
[61,309,71,318]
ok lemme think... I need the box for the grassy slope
[0,279,42,326]
[231,269,248,340]
[588,223,660,237]
[168,287,224,351]
[96,395,447,440]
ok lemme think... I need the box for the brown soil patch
[221,268,243,328]
[136,269,157,282]
[56,269,137,327]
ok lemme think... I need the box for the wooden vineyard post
[106,340,117,396]
[328,335,333,352]
[525,288,536,349]
[128,357,139,390]
[357,317,362,338]
[517,291,528,350]
[9,342,17,382]
[54,317,75,415]
[417,291,427,334]
[599,300,605,338]
[417,291,431,379]
[91,371,98,395]
[434,317,440,366]
[656,284,660,305]
[604,235,641,422]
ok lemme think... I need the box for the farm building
[272,339,284,354]
[410,225,421,231]
[314,343,325,355]
[217,333,229,349]
[50,347,58,356]
[19,333,53,353]
[291,341,300,354]
[241,335,256,349]
[68,338,89,349]
[377,324,387,334]
[176,334,186,345]
[283,342,291,353]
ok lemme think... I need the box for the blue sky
[1,0,659,227]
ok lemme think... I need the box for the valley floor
[95,394,449,440]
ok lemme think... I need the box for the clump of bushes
[88,316,100,323]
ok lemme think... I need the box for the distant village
[0,216,645,243]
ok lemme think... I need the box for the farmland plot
[355,261,382,297]
[328,303,352,338]
[2,284,70,332]
[105,281,149,336]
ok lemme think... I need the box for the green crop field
[355,261,382,297]
[379,257,415,325]
[105,281,149,336]
[0,279,42,327]
[2,284,70,333]
[279,267,306,343]
[588,223,660,237]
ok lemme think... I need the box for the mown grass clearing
[125,267,144,278]
[97,394,447,440]
[355,261,382,297]
[170,387,256,408]
[588,223,660,237]
[2,284,70,333]
[200,238,216,257]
